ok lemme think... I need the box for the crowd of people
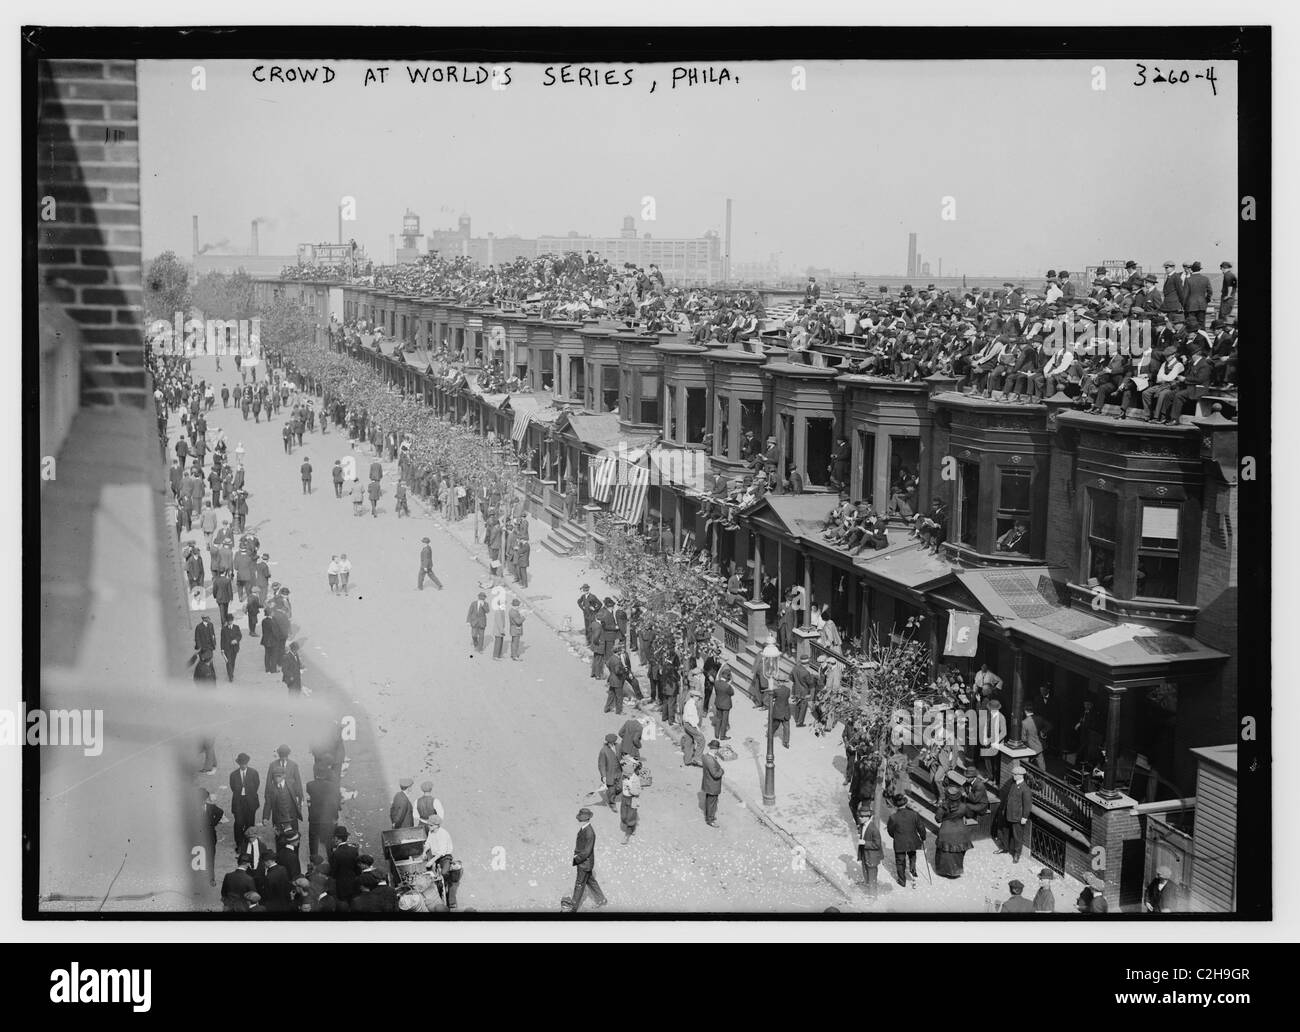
[287,250,1239,422]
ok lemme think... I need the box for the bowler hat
[576,808,593,821]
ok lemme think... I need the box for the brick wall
[37,59,144,410]
[1044,433,1078,573]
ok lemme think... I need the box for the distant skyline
[139,58,1238,276]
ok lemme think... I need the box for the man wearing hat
[700,739,725,828]
[306,770,342,864]
[1144,865,1182,913]
[1077,873,1109,913]
[229,752,260,858]
[1161,261,1186,325]
[262,770,301,850]
[1001,878,1034,913]
[281,640,303,694]
[1218,262,1237,321]
[569,808,608,911]
[618,754,642,843]
[577,583,601,641]
[416,781,445,829]
[265,745,303,813]
[390,777,415,829]
[886,795,927,888]
[712,666,735,741]
[855,801,883,902]
[1183,261,1212,326]
[1001,764,1034,863]
[220,854,257,911]
[422,814,458,910]
[598,734,622,811]
[418,537,443,590]
[1033,868,1056,912]
[466,591,489,652]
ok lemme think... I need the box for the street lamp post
[761,636,781,806]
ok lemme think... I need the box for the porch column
[1101,684,1127,797]
[802,553,812,628]
[926,605,940,679]
[1005,644,1026,748]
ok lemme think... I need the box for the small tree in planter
[814,616,945,805]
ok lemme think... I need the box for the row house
[267,278,1240,908]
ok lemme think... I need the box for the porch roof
[554,411,658,452]
[1008,617,1230,671]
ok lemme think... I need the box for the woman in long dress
[933,785,975,878]
[818,606,842,652]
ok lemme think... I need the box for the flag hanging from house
[943,611,981,657]
[590,454,617,502]
[510,409,531,445]
[611,461,650,525]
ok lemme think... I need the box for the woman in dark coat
[933,785,976,878]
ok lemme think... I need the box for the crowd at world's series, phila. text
[248,64,738,90]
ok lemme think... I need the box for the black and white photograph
[17,4,1285,960]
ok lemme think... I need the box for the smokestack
[938,258,942,278]
[724,199,733,283]
[192,215,200,259]
[251,220,259,256]
[389,234,396,265]
[907,232,917,278]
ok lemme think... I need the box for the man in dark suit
[828,436,850,490]
[228,752,260,857]
[194,615,216,659]
[1003,764,1034,863]
[1160,261,1186,325]
[701,740,724,827]
[330,826,362,904]
[856,801,884,902]
[219,855,257,910]
[259,853,293,912]
[275,830,304,883]
[418,536,443,590]
[263,770,302,843]
[577,584,602,639]
[1182,261,1213,326]
[1167,346,1214,422]
[588,601,612,679]
[886,795,927,887]
[569,808,608,912]
[604,651,628,715]
[713,667,735,741]
[466,592,488,651]
[771,678,793,748]
[597,734,621,810]
[280,641,303,693]
[790,657,820,728]
[306,774,342,863]
[219,613,242,682]
[390,777,415,828]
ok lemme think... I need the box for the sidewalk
[406,480,1085,913]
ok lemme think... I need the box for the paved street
[179,357,845,913]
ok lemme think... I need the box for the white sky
[139,58,1238,276]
